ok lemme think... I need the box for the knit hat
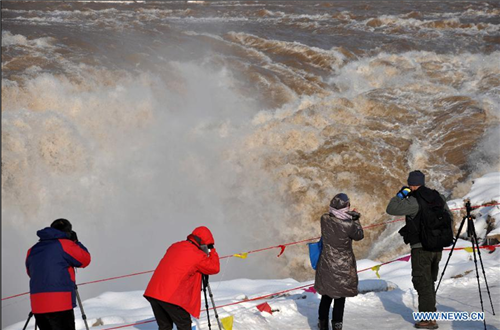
[50,218,72,233]
[407,170,425,186]
[330,193,350,210]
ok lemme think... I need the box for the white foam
[359,14,500,34]
[2,31,55,48]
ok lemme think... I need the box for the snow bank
[449,173,500,207]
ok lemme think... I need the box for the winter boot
[332,321,343,330]
[317,318,329,330]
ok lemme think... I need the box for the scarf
[329,206,352,220]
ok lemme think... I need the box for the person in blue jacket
[26,218,91,330]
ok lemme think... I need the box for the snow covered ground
[6,173,500,330]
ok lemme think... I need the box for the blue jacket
[26,227,91,313]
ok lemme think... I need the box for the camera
[347,210,361,221]
[69,231,78,242]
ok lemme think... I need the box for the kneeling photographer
[386,170,453,330]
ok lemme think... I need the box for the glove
[397,186,411,199]
[69,231,78,242]
[347,210,361,221]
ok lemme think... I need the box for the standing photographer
[314,193,364,330]
[26,218,91,330]
[386,170,453,330]
[144,226,220,330]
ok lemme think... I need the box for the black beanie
[407,170,425,186]
[330,193,350,209]
[51,218,72,233]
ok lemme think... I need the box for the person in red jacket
[26,218,91,330]
[144,226,220,330]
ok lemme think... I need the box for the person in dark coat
[314,193,364,330]
[386,170,453,330]
[26,218,91,330]
[144,226,220,330]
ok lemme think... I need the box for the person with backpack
[144,226,220,330]
[26,219,91,330]
[386,170,454,330]
[314,193,364,330]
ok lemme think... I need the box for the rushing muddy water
[2,0,499,326]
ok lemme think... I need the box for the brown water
[2,1,500,326]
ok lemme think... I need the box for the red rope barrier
[78,270,154,286]
[3,201,499,302]
[357,259,402,273]
[101,243,500,329]
[104,282,318,329]
[102,283,315,329]
[1,292,30,301]
[356,244,500,273]
[444,244,500,252]
[102,320,155,330]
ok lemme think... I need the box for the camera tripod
[435,200,495,330]
[202,274,222,330]
[22,312,36,330]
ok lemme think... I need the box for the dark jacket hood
[37,227,69,241]
[414,186,444,207]
[187,226,215,246]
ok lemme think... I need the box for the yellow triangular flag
[464,247,474,253]
[371,265,381,279]
[221,315,234,330]
[233,253,248,259]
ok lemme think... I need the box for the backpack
[413,187,454,251]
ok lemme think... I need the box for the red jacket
[144,226,220,318]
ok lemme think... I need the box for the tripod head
[202,274,209,287]
[464,199,477,238]
[465,199,475,219]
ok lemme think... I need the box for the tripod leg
[471,227,496,316]
[206,283,223,330]
[470,234,487,330]
[75,285,90,330]
[203,275,212,330]
[22,312,33,330]
[435,216,466,293]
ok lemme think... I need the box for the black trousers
[34,309,75,330]
[319,295,345,322]
[146,297,192,330]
